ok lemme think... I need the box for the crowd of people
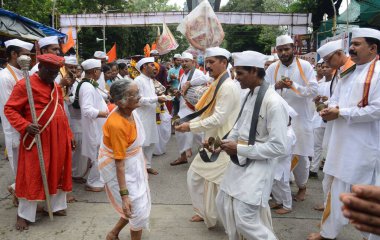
[1,27,380,240]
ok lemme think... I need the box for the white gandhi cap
[232,51,267,69]
[205,47,231,59]
[38,36,59,48]
[136,57,155,72]
[4,39,34,50]
[81,59,101,70]
[181,52,193,60]
[351,28,380,40]
[317,39,343,59]
[64,56,78,65]
[276,35,294,47]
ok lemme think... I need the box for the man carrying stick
[5,54,73,230]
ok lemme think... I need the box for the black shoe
[309,171,318,179]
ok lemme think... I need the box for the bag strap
[205,81,270,166]
[72,79,92,109]
[187,68,196,82]
[178,72,229,124]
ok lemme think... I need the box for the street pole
[330,0,337,36]
[52,0,57,28]
[103,25,106,53]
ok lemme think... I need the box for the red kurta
[4,73,73,201]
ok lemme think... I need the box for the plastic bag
[177,0,224,51]
[156,23,179,55]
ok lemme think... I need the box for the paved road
[0,132,361,240]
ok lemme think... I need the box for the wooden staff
[17,55,53,220]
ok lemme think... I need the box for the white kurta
[176,69,208,154]
[324,59,380,185]
[134,74,159,146]
[189,78,241,184]
[220,87,289,207]
[79,81,108,161]
[265,58,318,156]
[0,65,23,175]
[29,62,39,75]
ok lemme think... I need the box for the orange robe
[4,73,73,201]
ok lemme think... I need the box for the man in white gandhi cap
[175,47,240,229]
[216,50,288,240]
[308,27,380,240]
[0,39,34,206]
[266,35,318,202]
[30,36,61,75]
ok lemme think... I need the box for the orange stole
[194,70,227,118]
[358,56,378,107]
[22,83,59,150]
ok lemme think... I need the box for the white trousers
[18,190,67,222]
[272,179,292,210]
[7,145,19,177]
[187,169,219,228]
[87,146,104,188]
[320,177,350,239]
[72,132,88,178]
[293,155,309,188]
[216,190,277,240]
[143,143,156,169]
[310,127,325,173]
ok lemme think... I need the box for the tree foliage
[2,0,183,59]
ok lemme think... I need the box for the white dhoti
[18,190,67,222]
[154,107,172,155]
[272,154,292,210]
[320,177,351,239]
[292,155,310,188]
[310,127,325,173]
[216,190,277,240]
[72,132,89,178]
[143,144,156,169]
[86,146,104,188]
[272,179,292,210]
[187,168,219,228]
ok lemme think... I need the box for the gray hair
[109,79,134,102]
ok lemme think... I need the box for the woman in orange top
[98,79,151,240]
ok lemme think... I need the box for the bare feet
[106,231,120,240]
[67,194,77,203]
[7,185,18,207]
[185,149,192,158]
[85,185,104,192]
[72,177,87,184]
[269,202,283,209]
[294,187,306,202]
[307,232,335,240]
[275,208,292,215]
[43,209,67,216]
[313,204,325,211]
[170,158,188,166]
[147,168,159,175]
[190,215,204,222]
[16,215,29,231]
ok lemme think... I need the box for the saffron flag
[107,43,117,63]
[61,27,75,54]
[143,44,150,57]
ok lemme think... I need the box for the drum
[184,85,209,110]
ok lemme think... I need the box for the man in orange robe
[4,54,73,231]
